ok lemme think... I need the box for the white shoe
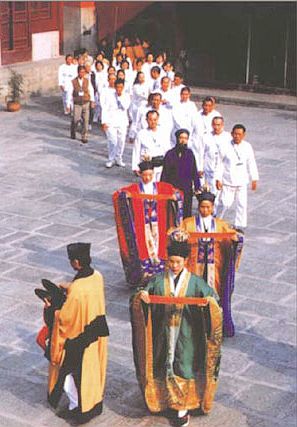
[88,124,92,131]
[105,160,115,168]
[116,160,126,168]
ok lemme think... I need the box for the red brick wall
[96,2,152,41]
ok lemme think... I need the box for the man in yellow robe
[182,190,243,336]
[47,243,109,423]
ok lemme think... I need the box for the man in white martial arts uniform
[58,54,76,115]
[101,78,130,168]
[148,66,162,93]
[100,73,116,109]
[132,110,171,181]
[162,61,175,82]
[158,76,175,109]
[170,72,186,106]
[130,93,173,144]
[142,52,156,81]
[215,124,259,231]
[196,96,222,137]
[202,116,231,195]
[171,86,198,150]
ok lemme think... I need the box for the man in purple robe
[161,128,201,218]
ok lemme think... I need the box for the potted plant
[6,69,24,112]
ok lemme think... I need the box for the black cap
[167,241,190,259]
[139,160,154,172]
[175,128,190,139]
[196,190,216,204]
[67,243,91,265]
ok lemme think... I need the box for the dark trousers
[89,106,94,125]
[71,102,90,140]
[183,193,193,219]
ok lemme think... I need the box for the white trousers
[64,374,78,410]
[204,171,217,196]
[105,126,127,162]
[61,90,68,113]
[216,184,248,228]
[93,93,101,123]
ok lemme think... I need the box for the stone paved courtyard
[0,95,296,427]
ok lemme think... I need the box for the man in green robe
[130,232,222,427]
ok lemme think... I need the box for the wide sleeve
[50,291,80,366]
[195,276,219,301]
[191,152,200,191]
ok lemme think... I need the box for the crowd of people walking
[40,35,260,426]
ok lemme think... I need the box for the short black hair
[151,66,161,74]
[232,124,246,133]
[117,69,125,77]
[77,65,86,73]
[174,71,183,79]
[161,76,170,83]
[151,92,162,99]
[212,116,224,123]
[115,78,125,86]
[146,109,159,119]
[121,59,129,66]
[203,96,214,104]
[181,86,191,94]
[65,54,73,60]
[95,60,104,68]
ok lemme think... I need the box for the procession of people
[35,35,259,426]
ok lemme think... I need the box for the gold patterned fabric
[130,290,222,413]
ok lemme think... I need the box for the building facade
[0,1,295,101]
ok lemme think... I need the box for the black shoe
[81,139,88,144]
[174,412,190,427]
[234,227,245,235]
[71,133,76,140]
[34,288,51,303]
[57,407,80,420]
[190,407,206,416]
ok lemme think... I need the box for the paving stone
[241,363,296,393]
[2,264,59,283]
[220,347,253,376]
[0,231,31,245]
[234,298,296,323]
[245,318,296,345]
[237,258,283,280]
[0,215,49,232]
[231,311,261,333]
[224,332,296,369]
[232,384,296,423]
[234,274,295,302]
[216,374,251,402]
[35,223,86,239]
[0,97,296,426]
